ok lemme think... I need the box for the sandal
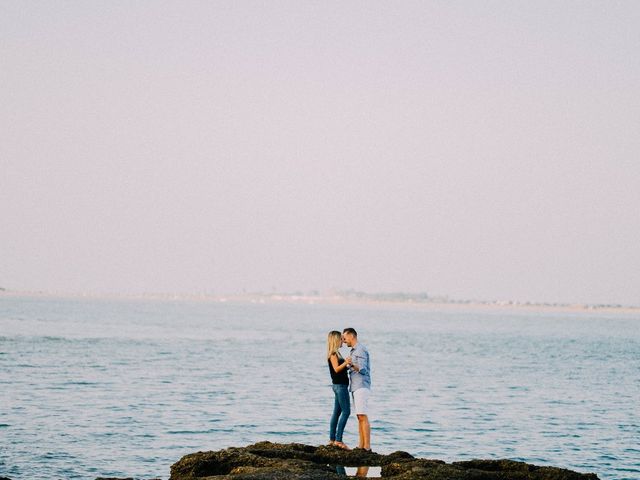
[334,441,350,450]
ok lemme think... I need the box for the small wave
[40,336,71,342]
[612,466,640,473]
[598,454,619,461]
[42,451,76,460]
[167,428,234,435]
[262,431,300,436]
[62,381,99,386]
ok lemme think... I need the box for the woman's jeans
[329,384,351,442]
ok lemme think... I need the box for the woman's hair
[327,330,343,359]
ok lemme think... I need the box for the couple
[326,327,371,451]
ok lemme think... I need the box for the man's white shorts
[352,388,371,416]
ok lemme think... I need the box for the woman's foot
[328,440,336,446]
[334,441,350,450]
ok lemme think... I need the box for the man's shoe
[353,447,372,452]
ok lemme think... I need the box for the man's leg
[356,414,370,450]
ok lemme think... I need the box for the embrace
[326,327,371,451]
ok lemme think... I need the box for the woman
[327,330,351,449]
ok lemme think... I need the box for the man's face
[342,332,354,347]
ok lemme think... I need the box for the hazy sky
[2,1,639,305]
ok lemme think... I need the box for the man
[342,327,371,451]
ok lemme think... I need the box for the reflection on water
[334,465,382,477]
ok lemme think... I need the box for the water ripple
[1,297,638,480]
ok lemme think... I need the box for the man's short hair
[343,327,357,337]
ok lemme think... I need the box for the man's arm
[353,348,369,376]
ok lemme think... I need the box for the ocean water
[1,296,638,480]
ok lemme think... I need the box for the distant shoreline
[2,289,639,315]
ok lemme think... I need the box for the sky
[1,1,639,305]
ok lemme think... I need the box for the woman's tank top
[328,355,349,385]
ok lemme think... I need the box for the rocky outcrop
[170,441,599,480]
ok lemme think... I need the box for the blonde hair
[327,331,343,360]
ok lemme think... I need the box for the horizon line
[1,287,638,312]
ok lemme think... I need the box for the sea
[1,295,638,480]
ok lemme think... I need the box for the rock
[169,441,600,479]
